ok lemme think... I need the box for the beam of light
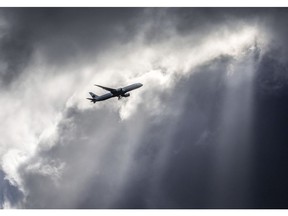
[210,42,262,207]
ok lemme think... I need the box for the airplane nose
[140,83,143,87]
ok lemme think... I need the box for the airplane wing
[94,84,117,93]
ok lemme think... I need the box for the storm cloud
[1,8,288,209]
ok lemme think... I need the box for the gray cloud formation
[1,8,288,209]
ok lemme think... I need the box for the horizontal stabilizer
[86,98,96,103]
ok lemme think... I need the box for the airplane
[86,83,143,103]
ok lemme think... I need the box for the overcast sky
[1,8,288,209]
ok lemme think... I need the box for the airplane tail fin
[89,92,98,99]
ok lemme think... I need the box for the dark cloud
[0,8,141,86]
[0,8,287,86]
[251,53,288,208]
[0,9,34,86]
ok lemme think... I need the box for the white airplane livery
[87,83,143,103]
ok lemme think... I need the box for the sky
[0,8,288,209]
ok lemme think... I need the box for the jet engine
[122,93,130,97]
